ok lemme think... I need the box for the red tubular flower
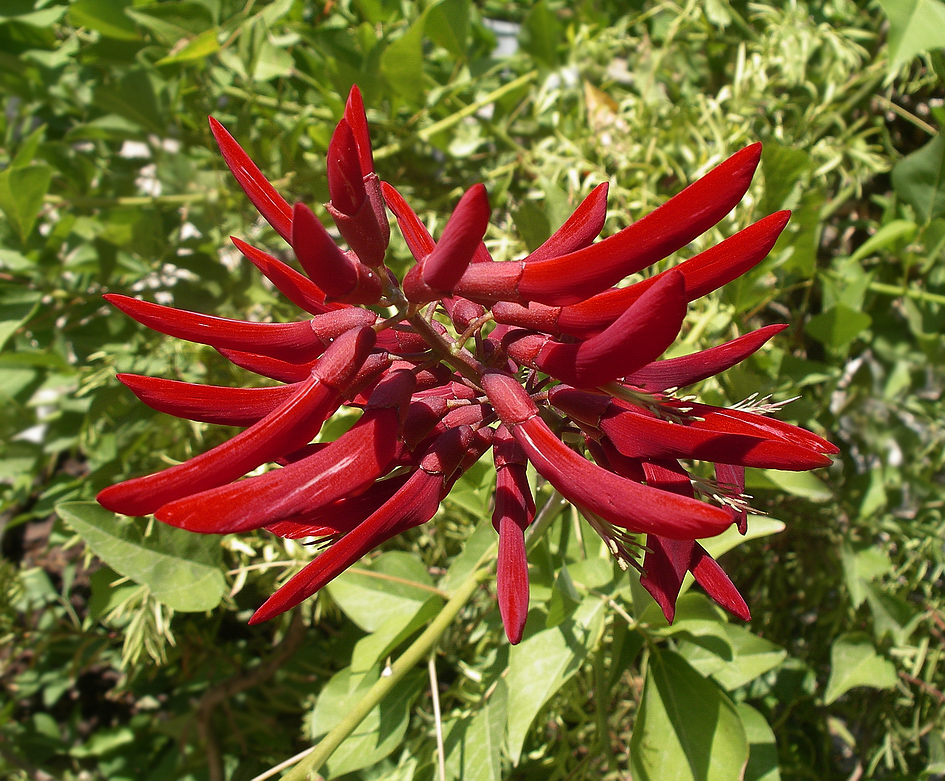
[492,425,535,644]
[98,85,835,639]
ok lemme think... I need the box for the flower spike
[100,98,833,634]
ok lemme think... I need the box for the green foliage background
[1,0,944,779]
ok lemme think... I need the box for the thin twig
[429,654,447,781]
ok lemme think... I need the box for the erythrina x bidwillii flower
[97,86,837,644]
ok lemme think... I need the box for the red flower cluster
[97,87,836,643]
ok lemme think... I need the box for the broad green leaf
[805,303,872,348]
[125,2,215,43]
[758,469,832,502]
[840,543,892,608]
[439,517,496,593]
[351,595,443,677]
[11,124,46,169]
[823,633,898,704]
[442,682,507,781]
[56,502,224,612]
[737,703,780,781]
[87,567,140,623]
[327,551,441,632]
[70,0,140,40]
[0,284,40,350]
[0,1,66,27]
[863,581,923,645]
[506,596,605,763]
[700,515,786,561]
[545,564,581,628]
[381,15,425,103]
[642,593,735,663]
[0,164,52,243]
[309,666,424,778]
[426,0,469,58]
[761,142,811,214]
[892,132,945,223]
[629,648,749,781]
[93,70,165,135]
[519,1,560,66]
[567,557,614,590]
[878,0,945,78]
[155,28,221,65]
[69,726,135,758]
[681,624,787,691]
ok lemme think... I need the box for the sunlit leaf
[629,648,749,781]
[56,502,224,612]
[327,551,442,632]
[823,633,898,704]
[69,0,140,40]
[892,131,945,223]
[506,596,605,763]
[878,0,945,78]
[0,164,51,244]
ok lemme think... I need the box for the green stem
[372,71,539,161]
[280,550,496,781]
[868,281,945,306]
[44,192,214,209]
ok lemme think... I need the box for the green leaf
[823,632,898,704]
[11,124,46,169]
[439,517,496,593]
[892,132,945,223]
[878,0,945,78]
[506,596,605,763]
[700,515,786,561]
[69,0,140,41]
[155,28,221,65]
[681,624,787,691]
[327,551,441,632]
[863,581,923,646]
[56,502,225,612]
[761,142,811,214]
[125,2,215,43]
[350,595,443,677]
[0,164,52,244]
[805,303,872,348]
[737,703,780,781]
[545,564,581,628]
[309,666,424,778]
[426,0,469,58]
[757,469,832,501]
[629,648,749,781]
[0,284,40,351]
[381,15,426,103]
[0,1,66,27]
[444,680,507,781]
[849,218,918,262]
[519,1,560,66]
[93,70,165,135]
[840,543,892,608]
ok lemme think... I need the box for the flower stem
[279,550,496,781]
[868,281,945,306]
